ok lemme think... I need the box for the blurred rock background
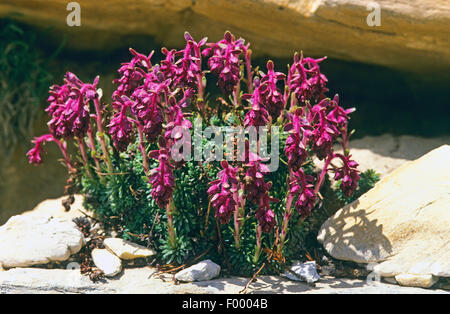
[0,0,449,224]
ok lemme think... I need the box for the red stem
[86,126,102,177]
[55,140,74,172]
[245,48,253,93]
[314,154,335,195]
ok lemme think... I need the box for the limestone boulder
[91,249,122,277]
[394,274,438,289]
[0,0,449,73]
[0,215,85,268]
[175,260,221,282]
[104,238,155,260]
[21,194,90,221]
[318,145,450,285]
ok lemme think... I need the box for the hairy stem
[77,137,92,178]
[314,154,334,195]
[136,124,149,174]
[254,224,262,263]
[166,199,177,249]
[278,188,294,255]
[245,48,253,93]
[55,139,74,172]
[86,126,102,177]
[93,97,112,172]
[232,183,241,250]
[194,43,206,118]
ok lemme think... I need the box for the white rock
[104,238,155,260]
[21,194,92,221]
[318,145,450,282]
[91,249,122,277]
[0,267,448,294]
[395,274,438,289]
[0,215,85,268]
[282,261,320,283]
[175,260,221,282]
[0,268,111,293]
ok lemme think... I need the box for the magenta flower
[259,60,286,119]
[255,193,277,233]
[148,148,175,208]
[174,32,207,88]
[284,109,314,171]
[326,94,355,128]
[204,31,244,94]
[241,144,277,232]
[244,157,271,205]
[160,48,179,82]
[164,101,193,144]
[113,48,153,98]
[289,169,316,218]
[26,134,55,164]
[108,97,134,152]
[207,161,239,224]
[288,53,328,103]
[46,72,94,139]
[130,87,164,143]
[243,78,270,127]
[333,154,360,197]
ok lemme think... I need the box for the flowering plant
[28,31,371,273]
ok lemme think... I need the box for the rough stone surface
[104,238,155,260]
[318,145,450,280]
[0,215,85,268]
[0,267,447,294]
[91,249,122,277]
[282,261,320,283]
[175,260,221,282]
[21,194,90,221]
[0,1,449,73]
[395,274,438,289]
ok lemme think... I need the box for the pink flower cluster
[243,61,286,127]
[26,134,56,165]
[287,53,328,103]
[46,73,98,139]
[27,30,362,258]
[207,161,239,224]
[283,93,359,204]
[333,153,360,197]
[288,169,316,218]
[244,153,277,232]
[148,147,175,208]
[203,31,246,95]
